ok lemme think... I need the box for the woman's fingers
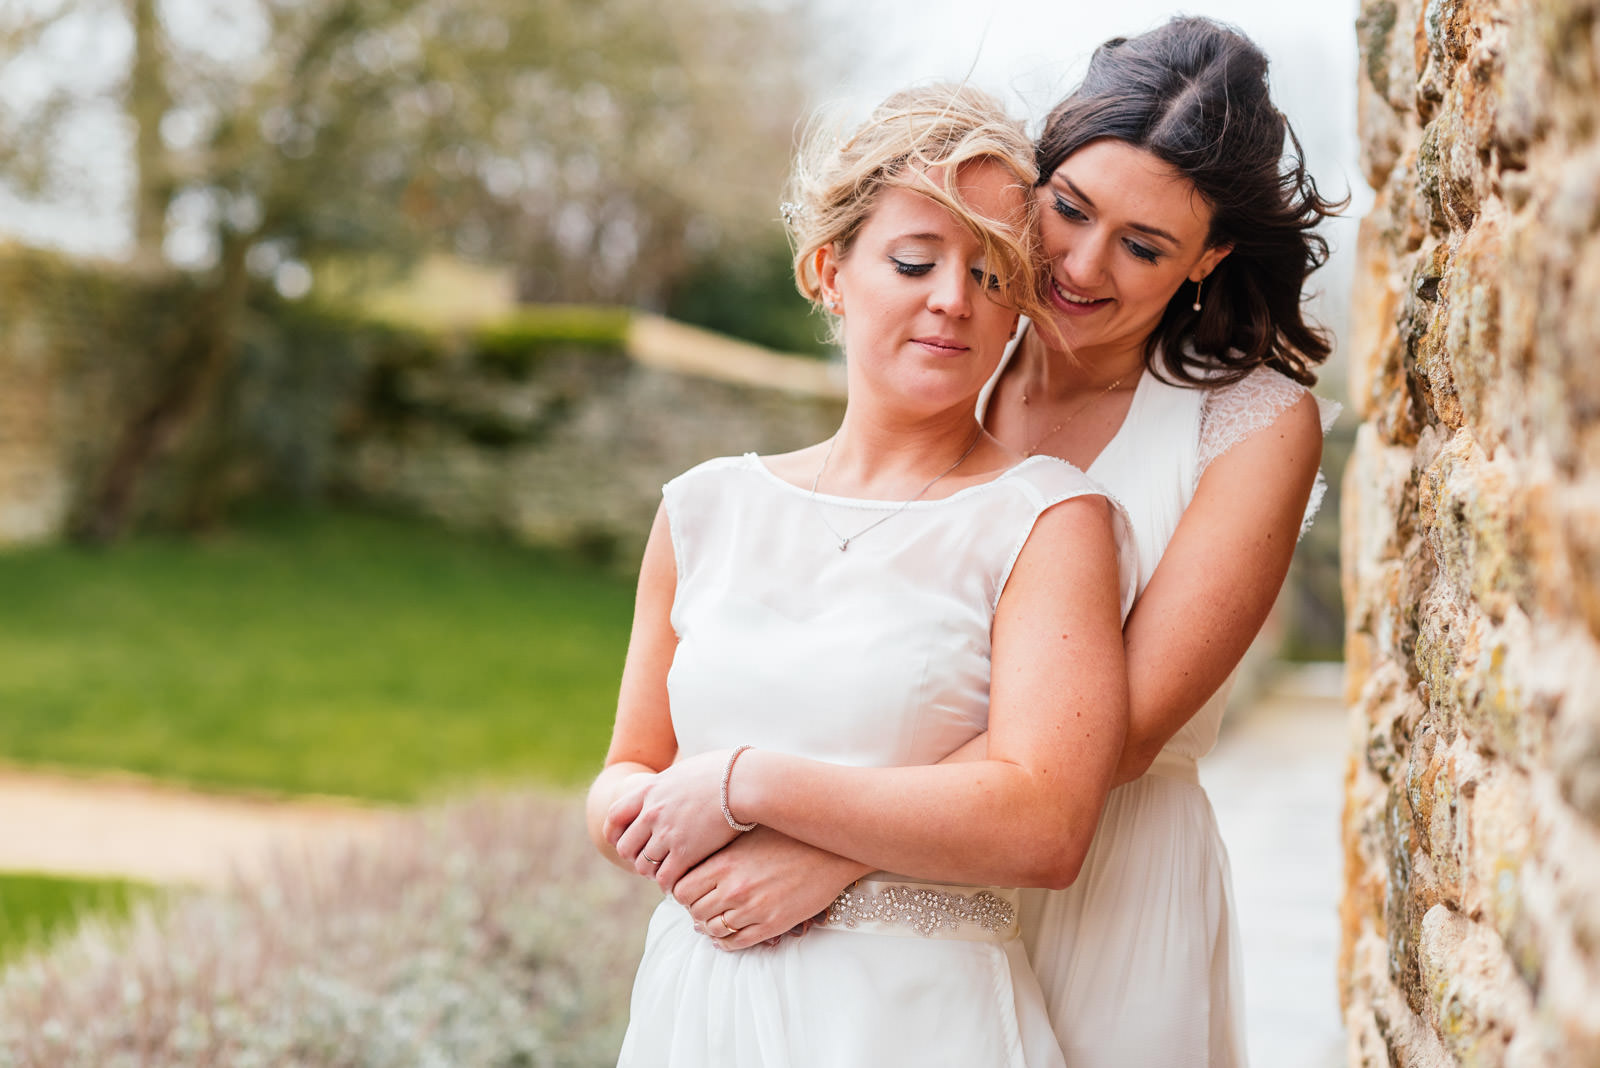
[634,845,670,879]
[713,917,817,952]
[612,815,654,866]
[651,849,696,892]
[684,886,825,951]
[684,880,729,926]
[671,829,863,941]
[698,909,766,951]
[625,750,742,885]
[670,860,718,909]
[603,776,651,847]
[716,921,781,951]
[719,926,783,951]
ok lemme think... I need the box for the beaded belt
[820,875,1020,943]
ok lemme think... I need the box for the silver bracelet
[721,745,757,832]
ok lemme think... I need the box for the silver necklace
[1014,330,1136,457]
[1021,371,1129,456]
[809,430,983,551]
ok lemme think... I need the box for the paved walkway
[628,313,845,397]
[1,665,1351,1063]
[0,769,392,888]
[1202,661,1348,1068]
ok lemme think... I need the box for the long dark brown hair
[1035,17,1342,386]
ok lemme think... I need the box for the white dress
[977,339,1338,1068]
[618,452,1138,1068]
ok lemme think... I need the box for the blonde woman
[586,85,1136,1066]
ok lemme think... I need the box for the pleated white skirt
[620,898,1067,1068]
[1019,767,1246,1068]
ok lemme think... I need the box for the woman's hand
[671,828,872,951]
[606,748,743,889]
[590,768,661,875]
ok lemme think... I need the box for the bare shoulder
[758,442,833,488]
[1000,489,1123,635]
[636,502,679,594]
[1019,490,1118,559]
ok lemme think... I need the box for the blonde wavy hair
[783,84,1050,339]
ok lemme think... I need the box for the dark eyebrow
[1058,176,1182,246]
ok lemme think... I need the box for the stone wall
[1342,1,1600,1065]
[0,254,844,560]
[336,316,844,564]
[0,248,168,546]
[0,300,70,544]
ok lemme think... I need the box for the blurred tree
[457,1,812,308]
[0,0,814,540]
[665,234,831,356]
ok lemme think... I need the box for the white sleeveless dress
[618,452,1138,1068]
[977,338,1338,1068]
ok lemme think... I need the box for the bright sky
[809,0,1368,372]
[1,0,1371,347]
[815,0,1363,184]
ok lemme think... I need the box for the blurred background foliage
[0,0,825,541]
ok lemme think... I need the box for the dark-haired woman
[652,16,1342,1067]
[975,17,1342,1064]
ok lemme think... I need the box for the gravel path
[0,768,393,889]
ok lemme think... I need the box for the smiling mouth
[1052,280,1111,307]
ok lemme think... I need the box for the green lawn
[0,508,637,801]
[0,873,153,965]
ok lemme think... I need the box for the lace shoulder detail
[1196,367,1341,538]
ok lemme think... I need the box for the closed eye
[890,257,935,277]
[1051,194,1086,222]
[1124,240,1160,264]
[970,266,1001,290]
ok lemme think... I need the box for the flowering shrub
[0,793,659,1067]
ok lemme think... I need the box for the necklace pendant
[809,427,981,554]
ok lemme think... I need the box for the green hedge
[471,305,631,378]
[0,245,638,531]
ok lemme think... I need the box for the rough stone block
[1418,904,1531,1065]
[1443,203,1507,437]
[1350,208,1407,421]
[1346,0,1600,1063]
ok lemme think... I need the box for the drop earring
[1191,277,1203,313]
